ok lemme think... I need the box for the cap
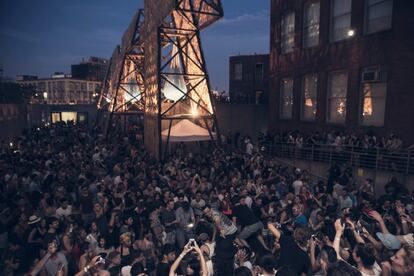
[376,232,401,250]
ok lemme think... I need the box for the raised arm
[29,242,56,276]
[74,256,101,276]
[333,219,345,260]
[169,243,193,276]
[369,210,390,234]
[267,223,281,240]
[309,237,320,272]
[346,219,365,244]
[193,242,208,276]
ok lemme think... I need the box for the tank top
[212,210,237,236]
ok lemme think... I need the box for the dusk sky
[0,0,270,92]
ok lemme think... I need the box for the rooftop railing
[262,143,414,175]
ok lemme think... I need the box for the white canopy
[161,119,215,142]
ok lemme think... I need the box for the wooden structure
[142,0,223,159]
[97,9,145,135]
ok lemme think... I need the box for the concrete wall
[215,103,268,143]
[0,104,27,143]
[276,157,414,196]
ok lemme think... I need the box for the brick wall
[269,0,414,146]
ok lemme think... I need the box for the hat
[376,232,401,250]
[28,215,41,225]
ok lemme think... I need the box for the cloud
[0,27,40,43]
[217,10,269,26]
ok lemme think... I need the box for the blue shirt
[295,214,308,226]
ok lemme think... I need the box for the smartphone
[97,256,106,265]
[189,239,196,247]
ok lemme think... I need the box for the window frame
[255,63,264,83]
[326,70,348,124]
[280,11,296,54]
[364,0,393,34]
[301,73,318,121]
[279,78,294,120]
[359,67,388,127]
[234,63,243,81]
[330,0,352,42]
[303,0,321,48]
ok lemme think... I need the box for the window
[255,91,263,105]
[234,63,243,80]
[302,74,318,120]
[255,63,264,82]
[330,0,352,42]
[280,78,293,119]
[361,82,387,126]
[281,12,295,53]
[327,71,348,123]
[365,0,393,34]
[303,1,320,48]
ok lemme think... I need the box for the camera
[189,239,196,247]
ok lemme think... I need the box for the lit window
[361,82,387,126]
[280,78,293,119]
[302,74,318,121]
[303,1,320,48]
[330,0,352,42]
[281,12,295,53]
[234,63,243,80]
[365,0,393,34]
[327,71,348,123]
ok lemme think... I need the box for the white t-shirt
[55,206,72,219]
[293,180,303,195]
[246,143,254,155]
[43,252,68,276]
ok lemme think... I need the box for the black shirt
[161,209,176,233]
[277,234,310,275]
[108,265,121,276]
[232,204,258,227]
[156,261,171,276]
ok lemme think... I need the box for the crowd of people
[256,131,405,152]
[0,122,414,276]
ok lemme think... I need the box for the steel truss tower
[97,9,146,136]
[143,0,223,159]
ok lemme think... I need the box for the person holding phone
[169,240,207,276]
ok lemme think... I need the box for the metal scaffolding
[97,2,223,159]
[97,9,146,136]
[143,0,223,159]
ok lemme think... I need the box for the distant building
[15,75,38,81]
[16,74,101,125]
[229,54,269,104]
[71,56,109,81]
[17,73,101,105]
[269,0,414,144]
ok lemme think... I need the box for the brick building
[229,54,269,104]
[71,56,109,81]
[269,0,414,145]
